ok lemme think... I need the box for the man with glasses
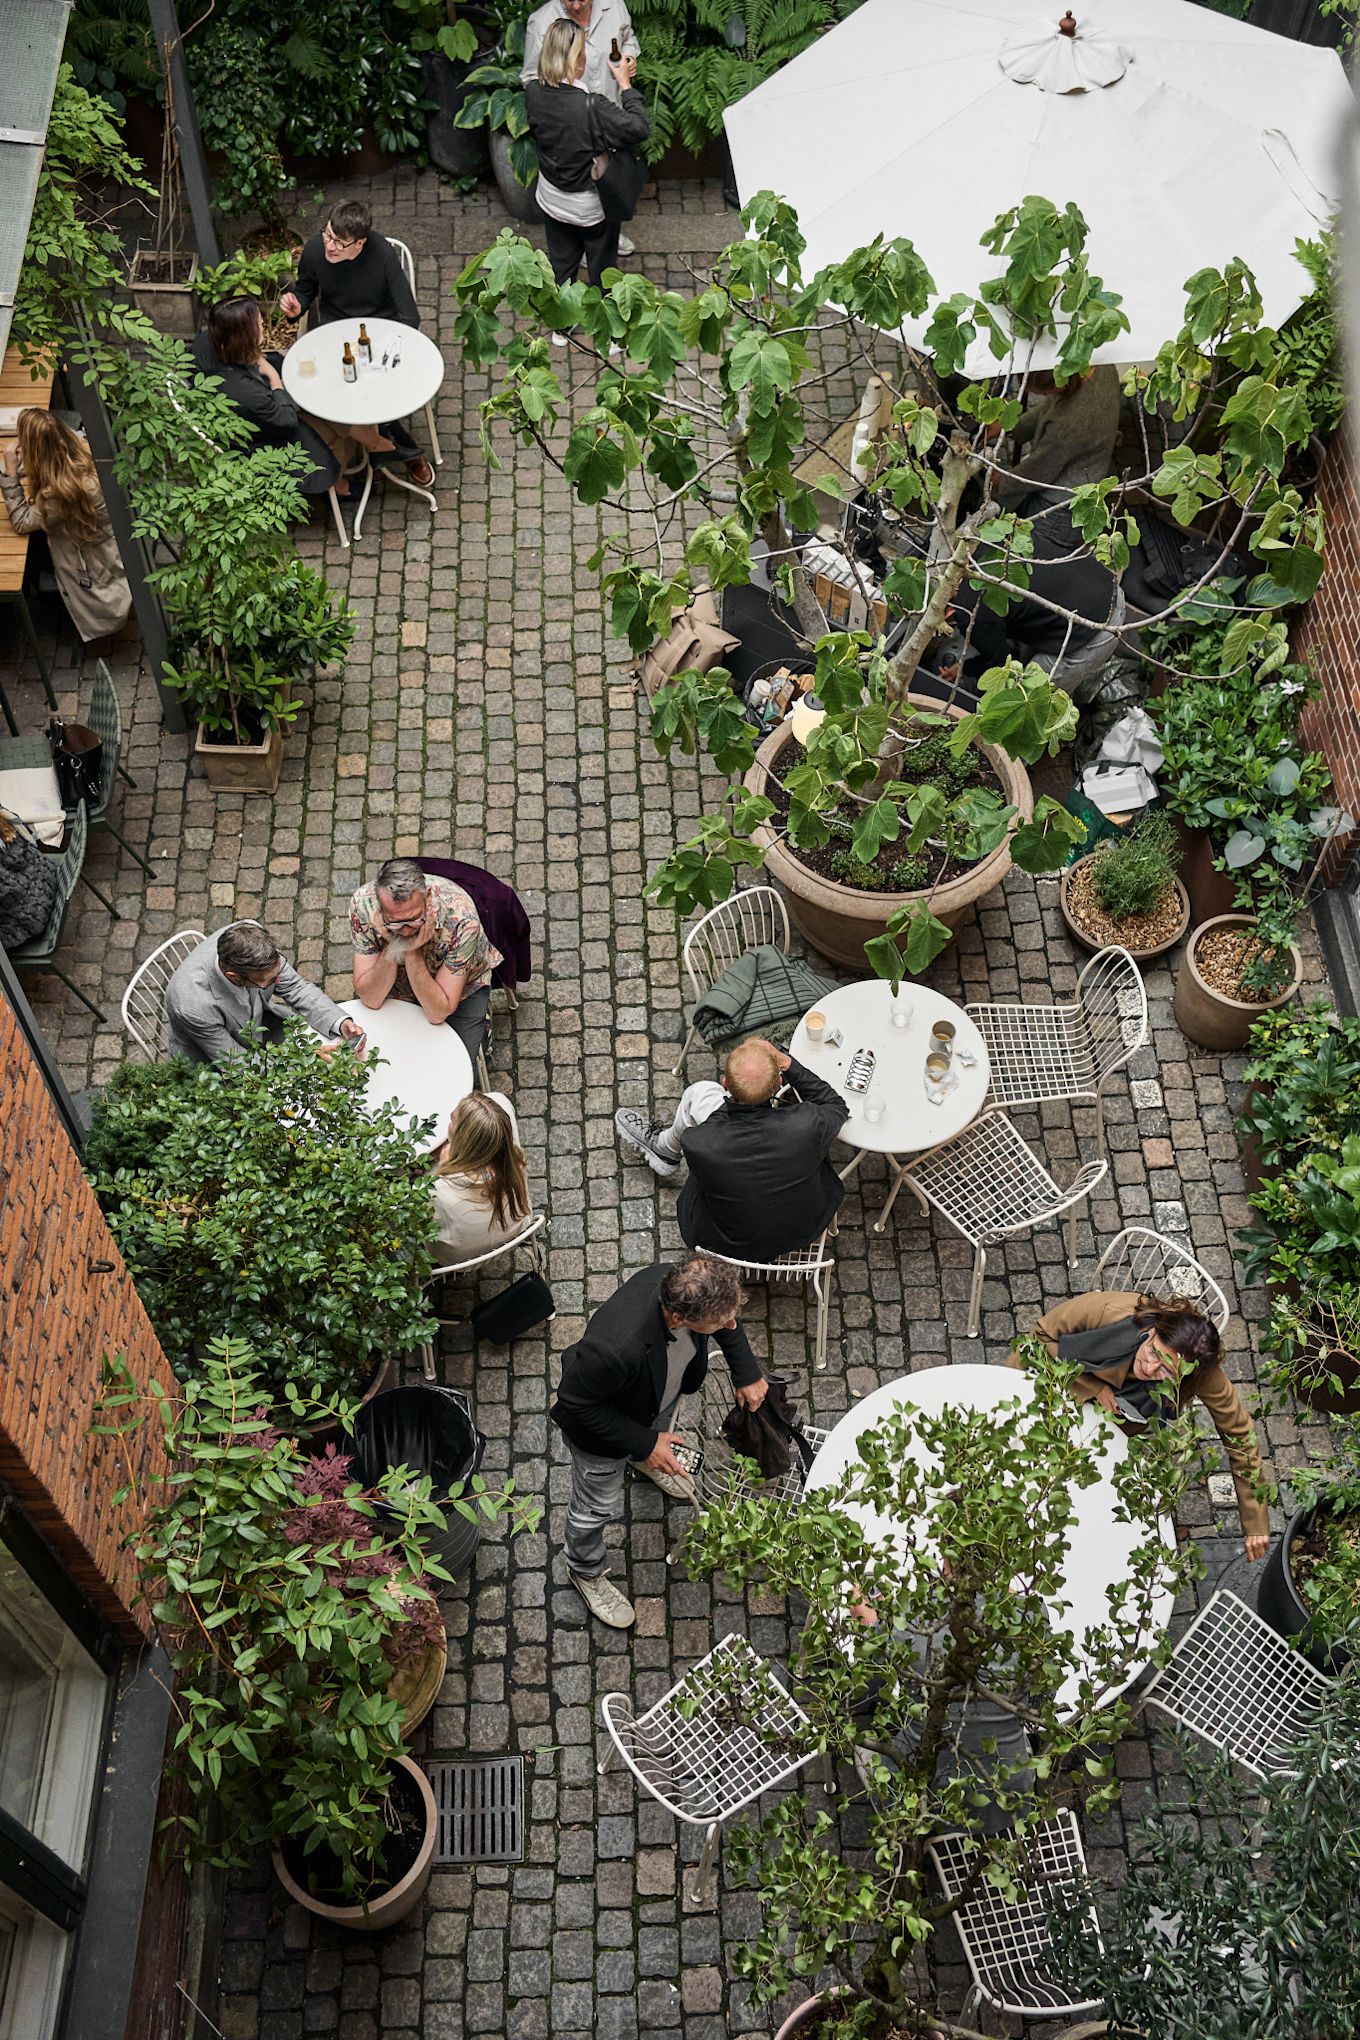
[165,920,365,1064]
[522,0,642,255]
[280,200,435,486]
[349,858,501,1065]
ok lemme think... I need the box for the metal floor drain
[424,1756,524,1863]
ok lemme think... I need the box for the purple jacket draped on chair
[416,857,532,993]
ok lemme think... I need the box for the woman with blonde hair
[525,16,648,312]
[431,1091,533,1261]
[0,411,132,641]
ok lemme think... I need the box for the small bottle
[357,322,372,368]
[342,340,357,384]
[609,35,622,61]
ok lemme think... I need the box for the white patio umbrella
[723,0,1351,372]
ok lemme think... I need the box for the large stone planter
[1172,915,1303,1052]
[195,723,285,795]
[743,697,1033,971]
[272,1754,436,1932]
[490,131,539,222]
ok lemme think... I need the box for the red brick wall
[1295,431,1360,877]
[0,994,169,1641]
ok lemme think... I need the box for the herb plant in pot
[1256,1418,1360,1673]
[1059,807,1189,962]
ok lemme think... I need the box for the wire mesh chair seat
[885,1109,1108,1337]
[673,884,791,1078]
[928,1811,1103,2022]
[1096,1226,1229,1329]
[420,1212,549,1380]
[698,1231,836,1371]
[966,945,1148,1153]
[599,1635,818,1894]
[388,239,442,473]
[120,928,207,1058]
[1140,1589,1332,1778]
[669,1423,829,1567]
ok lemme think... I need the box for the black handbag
[469,1270,556,1345]
[720,1374,815,1480]
[587,96,647,225]
[47,717,102,811]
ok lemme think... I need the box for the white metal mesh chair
[966,945,1148,1154]
[672,884,791,1078]
[388,240,442,470]
[420,1212,549,1379]
[928,1812,1103,2023]
[121,929,206,1058]
[599,1634,817,1903]
[1141,1589,1332,1778]
[697,1231,836,1370]
[882,1109,1108,1336]
[1096,1226,1229,1329]
[669,1419,829,1566]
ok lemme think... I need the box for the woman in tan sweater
[1011,1289,1270,1561]
[0,411,131,641]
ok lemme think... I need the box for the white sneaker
[550,331,570,349]
[617,232,636,256]
[614,1106,681,1178]
[569,1569,636,1627]
[632,1459,696,1501]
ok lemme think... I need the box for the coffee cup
[930,1020,956,1047]
[805,1011,826,1043]
[925,1050,951,1080]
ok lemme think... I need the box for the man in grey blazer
[164,921,365,1065]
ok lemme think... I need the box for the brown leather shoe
[406,458,435,487]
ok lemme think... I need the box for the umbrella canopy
[724,0,1350,371]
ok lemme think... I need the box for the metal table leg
[16,592,58,710]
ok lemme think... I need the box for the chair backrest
[681,885,790,1002]
[928,1812,1102,2020]
[87,661,121,811]
[389,237,417,296]
[1073,945,1148,1082]
[121,929,206,1059]
[1096,1227,1230,1330]
[1141,1589,1332,1778]
[698,1232,834,1280]
[429,1210,546,1282]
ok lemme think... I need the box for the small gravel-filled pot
[1060,854,1191,962]
[1173,914,1302,1051]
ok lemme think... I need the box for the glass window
[0,1548,108,1871]
[0,1885,68,2040]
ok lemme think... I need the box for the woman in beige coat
[1010,1289,1270,1560]
[0,411,132,641]
[431,1091,533,1264]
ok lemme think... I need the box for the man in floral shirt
[350,857,501,1064]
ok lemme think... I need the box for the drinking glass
[297,357,317,379]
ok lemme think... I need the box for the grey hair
[659,1252,744,1324]
[375,858,428,903]
[217,921,281,978]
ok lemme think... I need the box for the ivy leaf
[627,302,687,379]
[1010,797,1087,873]
[881,902,954,976]
[452,299,501,367]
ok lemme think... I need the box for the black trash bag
[720,1374,816,1481]
[1072,656,1148,779]
[349,1384,486,1578]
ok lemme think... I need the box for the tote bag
[587,97,647,224]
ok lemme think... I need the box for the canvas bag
[634,588,741,699]
[586,94,648,223]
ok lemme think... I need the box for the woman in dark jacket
[190,299,341,498]
[525,19,649,301]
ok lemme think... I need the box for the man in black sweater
[616,1037,850,1261]
[551,1254,768,1627]
[280,199,434,485]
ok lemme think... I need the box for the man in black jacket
[551,1254,768,1627]
[616,1038,849,1261]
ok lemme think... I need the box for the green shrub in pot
[1287,1419,1360,1649]
[84,1026,438,1409]
[1090,808,1181,921]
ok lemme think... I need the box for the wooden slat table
[0,345,59,732]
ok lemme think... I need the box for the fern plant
[635,0,864,158]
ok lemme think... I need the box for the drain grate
[424,1756,525,1864]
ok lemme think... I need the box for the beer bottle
[357,322,372,367]
[609,35,622,61]
[342,340,357,384]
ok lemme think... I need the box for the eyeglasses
[383,912,426,932]
[322,226,362,251]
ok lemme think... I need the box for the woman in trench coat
[0,410,132,641]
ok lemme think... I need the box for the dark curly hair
[1132,1296,1221,1389]
[659,1252,744,1325]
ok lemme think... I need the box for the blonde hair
[539,18,586,84]
[15,411,106,547]
[435,1094,530,1232]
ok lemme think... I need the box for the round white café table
[789,979,990,1227]
[339,998,472,1153]
[802,1363,1176,1717]
[280,318,444,542]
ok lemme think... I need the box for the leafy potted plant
[676,1347,1198,2036]
[1257,1420,1360,1673]
[1059,807,1189,962]
[83,1029,439,1416]
[192,247,300,352]
[96,1341,538,1926]
[455,17,539,221]
[457,191,1323,986]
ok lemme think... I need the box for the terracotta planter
[744,697,1034,970]
[1256,1505,1353,1675]
[1176,822,1236,925]
[773,1996,838,2040]
[1059,858,1191,963]
[299,1350,398,1453]
[391,1620,449,1739]
[272,1754,437,1931]
[195,723,285,795]
[1172,916,1303,1052]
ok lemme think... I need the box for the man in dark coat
[616,1038,849,1260]
[551,1253,768,1627]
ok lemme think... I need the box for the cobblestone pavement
[1,172,1340,2039]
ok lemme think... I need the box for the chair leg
[100,818,153,876]
[425,401,443,468]
[476,1045,491,1091]
[77,871,121,920]
[1067,1196,1081,1269]
[48,965,107,1023]
[117,762,137,790]
[421,1340,437,1383]
[814,1265,831,1372]
[671,1022,698,1080]
[1094,1089,1107,1158]
[327,486,351,549]
[683,1821,723,1910]
[966,1242,986,1338]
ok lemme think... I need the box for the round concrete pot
[1172,915,1302,1052]
[391,1621,449,1740]
[490,131,540,221]
[1059,858,1191,964]
[1256,1504,1353,1675]
[743,697,1034,971]
[272,1754,436,1931]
